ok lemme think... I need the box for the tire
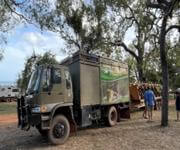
[48,115,70,145]
[107,106,118,127]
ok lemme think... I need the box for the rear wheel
[107,106,118,126]
[48,115,70,145]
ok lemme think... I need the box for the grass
[0,102,17,115]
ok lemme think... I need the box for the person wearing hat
[175,88,180,121]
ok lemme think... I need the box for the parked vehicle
[0,86,19,102]
[17,51,130,145]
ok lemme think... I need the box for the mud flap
[69,106,77,136]
[69,119,77,136]
[120,107,130,119]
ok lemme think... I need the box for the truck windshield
[26,68,42,94]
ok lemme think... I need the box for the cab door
[40,67,65,105]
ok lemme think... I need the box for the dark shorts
[176,101,180,111]
[176,96,180,111]
[176,104,180,111]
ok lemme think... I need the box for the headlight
[31,105,48,113]
[40,105,47,113]
[31,107,41,113]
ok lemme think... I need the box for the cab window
[65,70,71,89]
[52,69,61,84]
[42,68,51,91]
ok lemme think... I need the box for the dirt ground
[0,102,180,150]
[0,114,17,124]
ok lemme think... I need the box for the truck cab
[17,65,75,145]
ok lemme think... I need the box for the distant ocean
[0,81,16,86]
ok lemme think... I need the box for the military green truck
[17,51,130,145]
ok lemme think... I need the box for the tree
[21,0,110,54]
[8,0,178,88]
[101,0,161,82]
[17,51,58,91]
[166,39,180,89]
[147,0,180,126]
[24,0,162,82]
[0,0,30,60]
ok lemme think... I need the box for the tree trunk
[160,16,169,127]
[137,58,144,82]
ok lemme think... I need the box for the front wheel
[107,106,118,127]
[48,115,70,145]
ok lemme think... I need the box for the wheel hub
[111,111,116,121]
[53,123,65,138]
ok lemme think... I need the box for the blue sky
[0,0,137,84]
[0,24,66,83]
[0,23,135,83]
[0,0,139,84]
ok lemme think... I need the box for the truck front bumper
[17,97,50,130]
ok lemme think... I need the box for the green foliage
[174,75,180,89]
[17,51,58,91]
[0,0,24,59]
[36,51,58,66]
[103,0,161,81]
[20,0,119,55]
[167,41,180,89]
[1,0,177,88]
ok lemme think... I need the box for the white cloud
[23,32,46,46]
[0,47,25,82]
[49,0,57,9]
[21,31,64,52]
[0,24,67,82]
[12,29,67,59]
[124,27,135,45]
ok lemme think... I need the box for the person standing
[175,89,180,121]
[144,87,155,121]
[143,86,148,119]
[143,102,148,119]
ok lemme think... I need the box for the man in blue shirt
[144,87,155,121]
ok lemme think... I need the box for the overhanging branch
[146,0,167,10]
[166,25,180,34]
[4,0,31,23]
[10,0,28,6]
[111,41,138,61]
